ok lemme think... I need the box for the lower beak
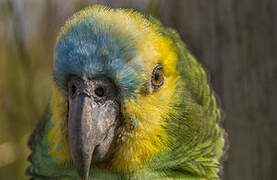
[68,94,118,180]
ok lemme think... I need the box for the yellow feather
[48,84,71,162]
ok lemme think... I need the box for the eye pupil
[154,72,160,81]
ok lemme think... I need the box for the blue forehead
[54,18,141,98]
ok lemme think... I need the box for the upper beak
[68,78,119,180]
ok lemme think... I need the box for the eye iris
[151,64,164,88]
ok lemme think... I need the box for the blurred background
[0,0,276,179]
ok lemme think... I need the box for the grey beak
[68,77,119,180]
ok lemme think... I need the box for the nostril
[95,87,105,97]
[71,85,77,96]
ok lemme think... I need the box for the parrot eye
[151,64,164,89]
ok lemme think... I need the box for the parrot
[26,5,227,180]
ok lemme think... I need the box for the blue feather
[54,17,141,98]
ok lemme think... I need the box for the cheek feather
[109,53,180,173]
[48,84,71,163]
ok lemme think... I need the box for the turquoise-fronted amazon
[26,5,227,180]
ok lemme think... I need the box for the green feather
[144,17,226,179]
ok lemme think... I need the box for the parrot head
[27,5,226,180]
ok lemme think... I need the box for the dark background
[0,0,276,179]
